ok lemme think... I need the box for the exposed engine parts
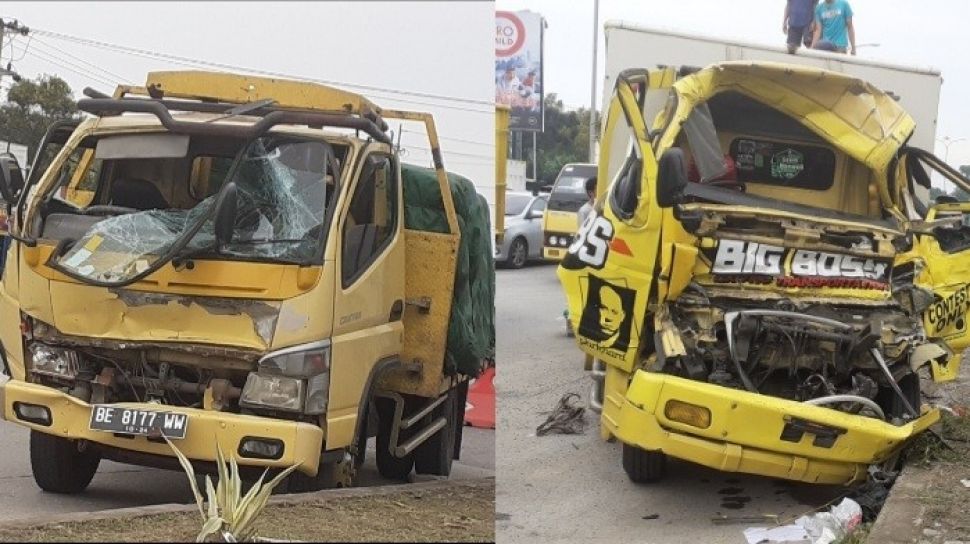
[28,342,248,414]
[658,297,945,422]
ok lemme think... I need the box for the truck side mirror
[656,148,688,208]
[0,155,25,206]
[213,182,238,246]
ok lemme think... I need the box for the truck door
[329,151,405,447]
[904,147,970,381]
[558,69,668,373]
[0,120,78,381]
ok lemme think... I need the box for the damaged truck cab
[0,71,493,493]
[560,62,970,485]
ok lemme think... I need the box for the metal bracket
[405,297,432,314]
[374,390,449,459]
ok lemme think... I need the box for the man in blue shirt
[783,0,818,54]
[812,0,856,55]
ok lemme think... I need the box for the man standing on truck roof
[811,0,856,55]
[783,0,818,54]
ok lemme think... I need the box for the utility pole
[587,0,599,163]
[0,18,28,86]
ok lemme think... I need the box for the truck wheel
[375,397,415,481]
[30,431,101,494]
[286,451,358,492]
[622,443,666,483]
[414,388,457,476]
[507,237,528,269]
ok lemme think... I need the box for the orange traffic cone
[464,366,495,429]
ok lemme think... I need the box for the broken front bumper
[0,380,323,475]
[608,371,939,485]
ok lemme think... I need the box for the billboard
[496,10,544,131]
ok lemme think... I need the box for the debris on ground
[536,393,586,436]
[742,497,862,544]
[846,480,892,522]
[712,514,780,525]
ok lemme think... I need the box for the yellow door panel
[559,69,662,373]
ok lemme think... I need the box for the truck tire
[286,451,358,492]
[30,431,101,494]
[622,443,666,483]
[414,388,457,476]
[375,396,415,481]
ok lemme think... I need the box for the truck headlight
[549,236,559,246]
[240,374,305,412]
[240,341,330,414]
[28,344,80,380]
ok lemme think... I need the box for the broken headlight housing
[240,341,330,415]
[28,344,80,380]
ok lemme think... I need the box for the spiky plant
[165,437,300,542]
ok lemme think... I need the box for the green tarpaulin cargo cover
[401,163,495,377]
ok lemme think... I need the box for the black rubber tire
[506,237,528,269]
[622,443,666,483]
[29,431,101,494]
[286,455,358,493]
[414,389,457,476]
[375,397,415,481]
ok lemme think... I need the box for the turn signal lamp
[664,399,712,429]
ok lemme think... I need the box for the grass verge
[0,480,494,542]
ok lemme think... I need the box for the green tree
[521,93,599,185]
[0,74,78,159]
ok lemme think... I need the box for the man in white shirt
[577,176,597,228]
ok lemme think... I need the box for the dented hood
[672,62,915,171]
[43,281,281,351]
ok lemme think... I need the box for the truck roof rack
[78,70,391,143]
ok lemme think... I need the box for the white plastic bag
[743,498,862,544]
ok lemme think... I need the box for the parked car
[495,191,547,269]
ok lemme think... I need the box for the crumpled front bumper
[0,380,324,475]
[609,371,939,485]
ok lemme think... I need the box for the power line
[27,26,494,114]
[24,47,115,89]
[30,36,132,84]
[401,144,494,162]
[400,128,493,148]
[26,45,115,87]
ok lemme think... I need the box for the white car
[494,192,547,269]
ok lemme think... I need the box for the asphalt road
[495,263,844,544]
[0,377,493,522]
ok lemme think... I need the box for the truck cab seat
[110,178,169,210]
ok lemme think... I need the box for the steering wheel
[82,205,139,215]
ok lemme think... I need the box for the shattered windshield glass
[52,135,334,284]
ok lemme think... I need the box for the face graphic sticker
[578,274,636,352]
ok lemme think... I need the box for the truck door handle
[389,299,404,322]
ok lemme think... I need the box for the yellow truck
[0,71,494,493]
[560,62,970,485]
[541,163,597,261]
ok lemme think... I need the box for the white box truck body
[601,22,943,201]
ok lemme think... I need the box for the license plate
[89,405,189,439]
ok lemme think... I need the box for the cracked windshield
[51,134,335,283]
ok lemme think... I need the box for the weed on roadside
[836,522,871,544]
[903,412,970,466]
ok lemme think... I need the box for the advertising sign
[496,10,544,131]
